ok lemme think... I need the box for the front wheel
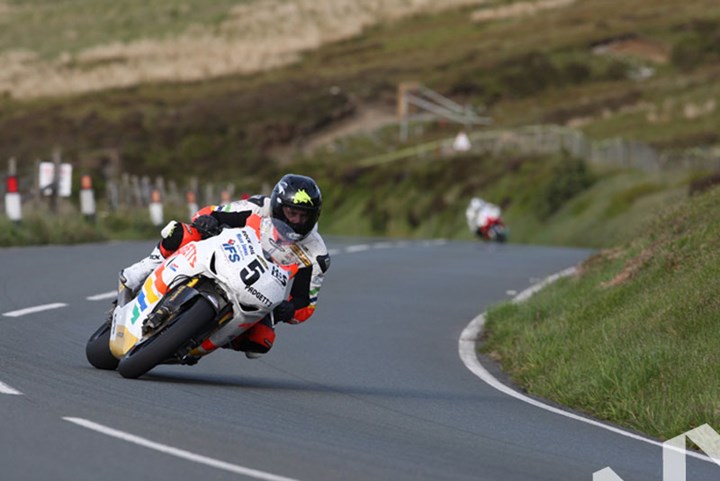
[86,321,119,370]
[117,298,216,379]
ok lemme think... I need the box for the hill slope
[482,185,720,439]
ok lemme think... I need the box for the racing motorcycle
[476,217,508,243]
[86,218,296,379]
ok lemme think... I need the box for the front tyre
[117,298,216,379]
[86,321,119,370]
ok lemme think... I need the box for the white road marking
[422,239,448,247]
[0,380,22,395]
[86,291,117,301]
[2,303,68,317]
[63,417,301,481]
[372,242,394,249]
[345,244,370,253]
[458,267,716,465]
[329,240,445,256]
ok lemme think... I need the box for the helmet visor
[270,217,304,244]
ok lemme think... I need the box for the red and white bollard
[186,190,199,219]
[220,189,232,205]
[80,174,96,221]
[5,174,21,223]
[149,188,164,226]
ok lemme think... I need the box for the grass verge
[481,185,720,440]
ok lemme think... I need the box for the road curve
[0,239,716,480]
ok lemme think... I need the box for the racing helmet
[270,174,322,241]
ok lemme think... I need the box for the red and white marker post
[186,190,199,219]
[149,188,164,226]
[5,173,21,223]
[80,174,96,222]
[5,159,21,223]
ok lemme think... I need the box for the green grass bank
[482,185,720,440]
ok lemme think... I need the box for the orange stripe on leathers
[245,213,263,239]
[153,264,168,294]
[291,305,315,324]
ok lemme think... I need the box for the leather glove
[192,214,221,239]
[272,300,295,324]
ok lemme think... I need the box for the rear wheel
[117,298,216,379]
[86,321,119,370]
[490,225,507,243]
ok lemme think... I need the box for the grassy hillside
[0,0,486,98]
[1,0,719,186]
[482,184,720,439]
[0,0,718,249]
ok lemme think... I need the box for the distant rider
[465,197,504,240]
[120,173,331,359]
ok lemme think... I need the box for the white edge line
[86,291,117,301]
[458,267,716,465]
[345,244,371,253]
[0,380,23,395]
[63,417,300,481]
[2,303,68,317]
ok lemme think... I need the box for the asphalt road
[0,238,716,480]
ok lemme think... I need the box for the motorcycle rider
[120,173,331,359]
[465,196,504,240]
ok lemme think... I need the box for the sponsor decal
[137,289,149,311]
[223,243,241,262]
[292,189,313,205]
[177,243,197,268]
[244,285,272,307]
[257,255,268,270]
[290,244,312,267]
[270,264,288,287]
[239,230,256,255]
[130,304,141,324]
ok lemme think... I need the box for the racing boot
[120,245,163,291]
[224,318,275,359]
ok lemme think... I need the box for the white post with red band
[80,174,96,220]
[149,188,164,226]
[5,174,21,222]
[186,190,199,220]
[5,158,21,222]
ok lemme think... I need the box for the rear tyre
[86,321,119,370]
[117,298,216,379]
[490,225,508,243]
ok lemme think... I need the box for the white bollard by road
[80,174,96,220]
[186,191,199,219]
[149,189,164,226]
[5,175,21,222]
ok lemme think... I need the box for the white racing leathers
[204,196,330,324]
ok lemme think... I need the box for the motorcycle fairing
[109,226,293,360]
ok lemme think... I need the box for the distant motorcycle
[475,216,508,242]
[466,198,508,242]
[86,219,296,379]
